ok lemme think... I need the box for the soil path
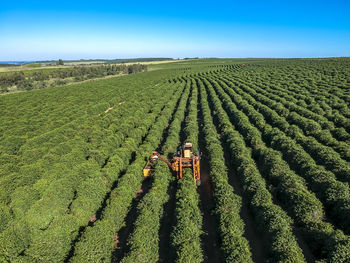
[254,158,316,263]
[196,149,221,263]
[222,148,266,263]
[196,79,222,262]
[202,76,267,263]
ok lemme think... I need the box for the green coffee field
[1,58,350,262]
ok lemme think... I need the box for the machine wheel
[196,180,201,186]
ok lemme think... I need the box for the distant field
[1,58,350,262]
[126,59,181,66]
[61,61,106,66]
[0,57,177,71]
[0,63,146,93]
[0,59,180,73]
[0,64,67,73]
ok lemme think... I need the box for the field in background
[0,57,178,73]
[0,63,147,93]
[1,58,350,263]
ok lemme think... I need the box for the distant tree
[35,81,48,89]
[32,71,48,81]
[17,80,34,91]
[53,79,68,86]
[128,65,135,74]
[56,59,64,66]
[0,85,8,93]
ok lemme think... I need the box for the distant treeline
[0,64,147,93]
[0,64,22,67]
[106,57,173,63]
[38,57,173,64]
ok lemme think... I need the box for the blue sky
[0,0,349,60]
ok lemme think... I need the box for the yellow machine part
[143,169,154,177]
[194,160,200,182]
[184,149,191,158]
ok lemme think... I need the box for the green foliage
[25,215,80,262]
[1,136,26,155]
[170,81,204,263]
[69,80,187,262]
[0,221,30,261]
[171,169,203,263]
[56,59,64,66]
[0,205,12,233]
[200,64,350,261]
[0,63,147,93]
[17,79,34,91]
[0,71,180,261]
[199,78,304,262]
[121,80,189,263]
[1,58,350,262]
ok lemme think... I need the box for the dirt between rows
[197,152,221,263]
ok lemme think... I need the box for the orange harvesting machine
[143,142,201,186]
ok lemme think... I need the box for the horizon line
[1,56,350,63]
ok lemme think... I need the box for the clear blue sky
[1,0,349,60]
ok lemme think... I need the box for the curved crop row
[0,82,185,262]
[204,75,350,262]
[171,78,203,263]
[199,76,306,262]
[219,75,350,185]
[119,79,190,262]
[224,66,350,137]
[0,81,176,214]
[224,65,350,132]
[0,84,177,260]
[171,169,203,263]
[214,76,350,233]
[0,73,163,153]
[221,73,350,157]
[67,81,191,263]
[197,78,253,262]
[0,80,172,205]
